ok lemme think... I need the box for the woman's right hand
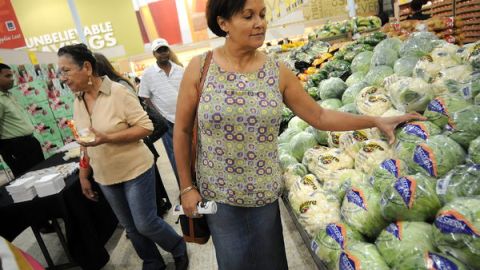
[80,177,98,201]
[181,189,202,217]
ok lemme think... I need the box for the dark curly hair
[206,0,247,37]
[57,43,97,75]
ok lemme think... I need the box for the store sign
[25,22,117,52]
[356,0,379,16]
[0,0,26,49]
[304,0,378,20]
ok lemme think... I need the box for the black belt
[0,134,35,144]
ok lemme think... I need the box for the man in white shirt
[139,39,184,184]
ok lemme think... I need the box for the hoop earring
[88,76,93,85]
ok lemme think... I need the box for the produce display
[280,24,480,269]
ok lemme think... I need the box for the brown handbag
[179,51,213,244]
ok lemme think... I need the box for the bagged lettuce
[433,196,480,269]
[278,127,302,144]
[328,131,345,148]
[289,131,317,161]
[364,65,394,86]
[351,51,373,74]
[381,174,441,222]
[387,77,434,112]
[424,95,471,128]
[446,105,480,149]
[304,147,354,181]
[355,139,392,175]
[393,251,468,270]
[305,126,328,146]
[319,77,347,100]
[324,169,367,201]
[469,136,480,163]
[395,121,441,143]
[282,163,308,190]
[370,158,408,193]
[431,65,474,97]
[337,241,389,270]
[436,164,480,204]
[341,183,388,238]
[413,56,442,83]
[342,81,369,105]
[279,153,297,170]
[400,34,436,58]
[375,222,435,267]
[311,223,364,270]
[355,86,392,116]
[302,145,330,166]
[339,129,381,158]
[407,135,466,178]
[394,56,419,77]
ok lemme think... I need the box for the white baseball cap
[151,38,170,52]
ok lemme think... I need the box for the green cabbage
[393,251,468,270]
[387,77,434,112]
[288,116,309,131]
[345,72,366,87]
[364,65,394,86]
[370,158,408,193]
[436,164,480,204]
[311,223,364,270]
[279,153,298,170]
[475,93,480,105]
[321,98,343,110]
[337,241,389,270]
[305,126,328,146]
[278,142,290,156]
[355,139,393,175]
[351,51,373,74]
[394,56,419,77]
[307,86,320,100]
[375,221,435,267]
[289,131,317,161]
[338,103,358,114]
[469,136,480,163]
[447,105,480,149]
[433,196,480,269]
[406,135,466,178]
[356,86,392,116]
[400,35,436,58]
[323,169,367,201]
[395,121,441,143]
[424,95,471,128]
[319,77,347,100]
[381,173,441,222]
[278,127,302,144]
[371,47,398,67]
[341,183,388,238]
[342,81,369,105]
[375,38,402,55]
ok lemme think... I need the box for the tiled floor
[13,142,317,269]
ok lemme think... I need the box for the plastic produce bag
[432,65,475,97]
[446,105,480,149]
[341,183,388,238]
[413,56,442,83]
[278,127,302,144]
[430,46,460,69]
[475,92,480,105]
[302,145,330,167]
[393,251,468,270]
[279,153,297,170]
[282,163,308,190]
[355,139,392,175]
[351,51,373,74]
[387,77,434,112]
[433,196,480,269]
[327,131,345,148]
[381,174,441,222]
[399,33,437,58]
[289,131,317,162]
[339,129,381,158]
[342,81,369,105]
[305,126,328,146]
[311,223,364,270]
[374,37,402,55]
[406,135,466,178]
[319,77,347,100]
[345,72,365,87]
[469,136,480,164]
[423,95,471,128]
[355,86,392,116]
[289,174,322,196]
[395,121,442,143]
[288,116,309,130]
[371,47,398,67]
[324,169,367,201]
[375,221,435,267]
[393,56,419,77]
[364,65,394,86]
[338,103,358,114]
[370,158,408,193]
[436,164,480,204]
[321,98,343,110]
[304,147,354,181]
[337,241,389,270]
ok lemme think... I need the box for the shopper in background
[139,38,184,185]
[57,44,188,270]
[174,0,424,269]
[407,0,431,20]
[94,52,173,216]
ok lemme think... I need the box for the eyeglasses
[57,67,80,77]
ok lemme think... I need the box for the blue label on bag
[386,222,402,240]
[413,144,437,177]
[428,98,448,116]
[326,223,347,249]
[346,188,367,211]
[403,122,429,140]
[427,252,459,270]
[435,210,480,237]
[380,159,401,178]
[339,252,359,270]
[394,177,417,209]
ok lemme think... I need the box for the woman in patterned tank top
[174,1,424,269]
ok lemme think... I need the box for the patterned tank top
[196,53,284,207]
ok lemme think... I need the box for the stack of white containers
[5,176,37,203]
[34,173,66,197]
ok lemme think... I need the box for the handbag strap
[196,51,213,102]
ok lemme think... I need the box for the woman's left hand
[375,113,427,144]
[78,128,110,147]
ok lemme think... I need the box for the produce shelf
[282,196,328,270]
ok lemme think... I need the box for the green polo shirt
[0,91,34,139]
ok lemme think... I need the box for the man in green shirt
[0,63,45,178]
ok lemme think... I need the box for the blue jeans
[99,166,185,270]
[206,201,288,270]
[162,121,179,185]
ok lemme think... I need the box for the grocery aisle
[12,141,316,270]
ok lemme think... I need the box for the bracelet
[180,185,197,197]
